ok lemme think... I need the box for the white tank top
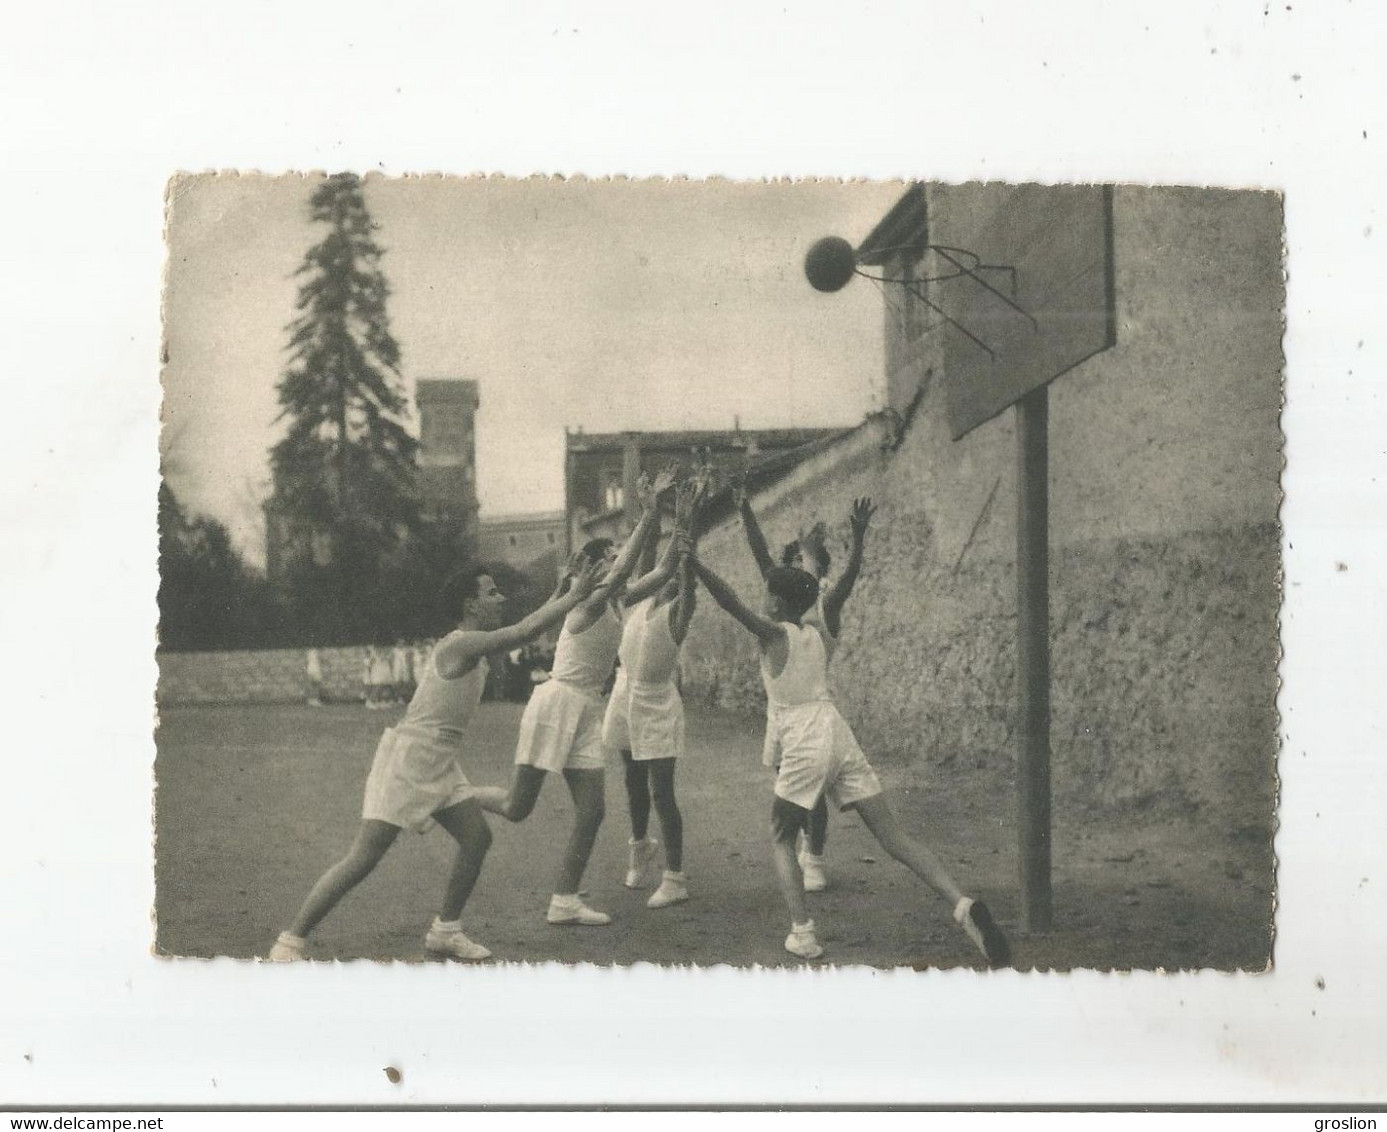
[761,623,833,709]
[633,599,680,685]
[400,640,488,741]
[615,597,654,680]
[550,603,623,698]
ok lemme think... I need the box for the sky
[161,176,903,563]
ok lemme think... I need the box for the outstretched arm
[585,467,676,606]
[623,518,680,605]
[734,479,776,577]
[435,560,601,678]
[669,542,698,646]
[547,551,585,602]
[691,556,782,646]
[821,497,876,638]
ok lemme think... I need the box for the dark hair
[438,565,489,622]
[580,537,614,563]
[779,540,802,568]
[766,566,819,620]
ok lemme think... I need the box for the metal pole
[1016,385,1053,932]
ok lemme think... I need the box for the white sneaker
[547,896,612,926]
[800,853,829,893]
[954,897,1012,968]
[424,922,492,962]
[267,932,306,962]
[624,837,660,888]
[784,920,824,960]
[646,872,689,909]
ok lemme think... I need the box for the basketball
[804,236,857,293]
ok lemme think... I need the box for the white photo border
[3,0,1385,1107]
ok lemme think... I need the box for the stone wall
[680,186,1282,824]
[157,646,372,706]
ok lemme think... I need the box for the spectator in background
[413,639,433,694]
[305,648,324,707]
[392,639,414,704]
[368,646,393,710]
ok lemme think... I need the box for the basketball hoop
[805,235,1037,363]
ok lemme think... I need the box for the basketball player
[691,498,1011,966]
[733,481,834,892]
[603,510,678,891]
[605,479,702,908]
[267,557,602,962]
[475,469,677,926]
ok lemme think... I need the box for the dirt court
[154,701,1274,971]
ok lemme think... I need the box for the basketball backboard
[859,183,1116,440]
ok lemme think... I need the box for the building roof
[690,424,863,529]
[565,426,842,453]
[571,420,880,538]
[416,378,480,405]
[479,511,566,530]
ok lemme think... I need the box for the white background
[1,0,1384,1108]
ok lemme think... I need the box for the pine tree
[268,174,421,642]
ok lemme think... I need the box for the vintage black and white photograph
[156,175,1282,972]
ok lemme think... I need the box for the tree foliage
[158,483,284,650]
[267,174,425,642]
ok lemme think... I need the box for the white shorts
[627,679,684,762]
[361,725,474,833]
[601,669,631,752]
[515,679,607,773]
[766,702,883,812]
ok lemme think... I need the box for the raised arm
[669,545,697,647]
[585,467,676,606]
[547,551,586,602]
[691,556,783,646]
[821,497,876,638]
[435,560,600,678]
[623,517,679,605]
[734,478,776,577]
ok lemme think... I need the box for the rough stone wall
[157,646,372,706]
[681,186,1282,823]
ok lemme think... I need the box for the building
[477,511,566,588]
[563,425,844,551]
[680,184,1282,832]
[416,378,481,545]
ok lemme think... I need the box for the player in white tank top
[734,486,835,889]
[608,479,702,908]
[267,558,602,963]
[476,468,679,928]
[693,498,1011,968]
[603,595,652,751]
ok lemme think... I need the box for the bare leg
[770,797,810,927]
[474,764,546,823]
[648,759,683,872]
[621,750,651,840]
[555,768,606,896]
[288,820,400,938]
[430,799,494,921]
[807,794,829,857]
[851,794,966,906]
